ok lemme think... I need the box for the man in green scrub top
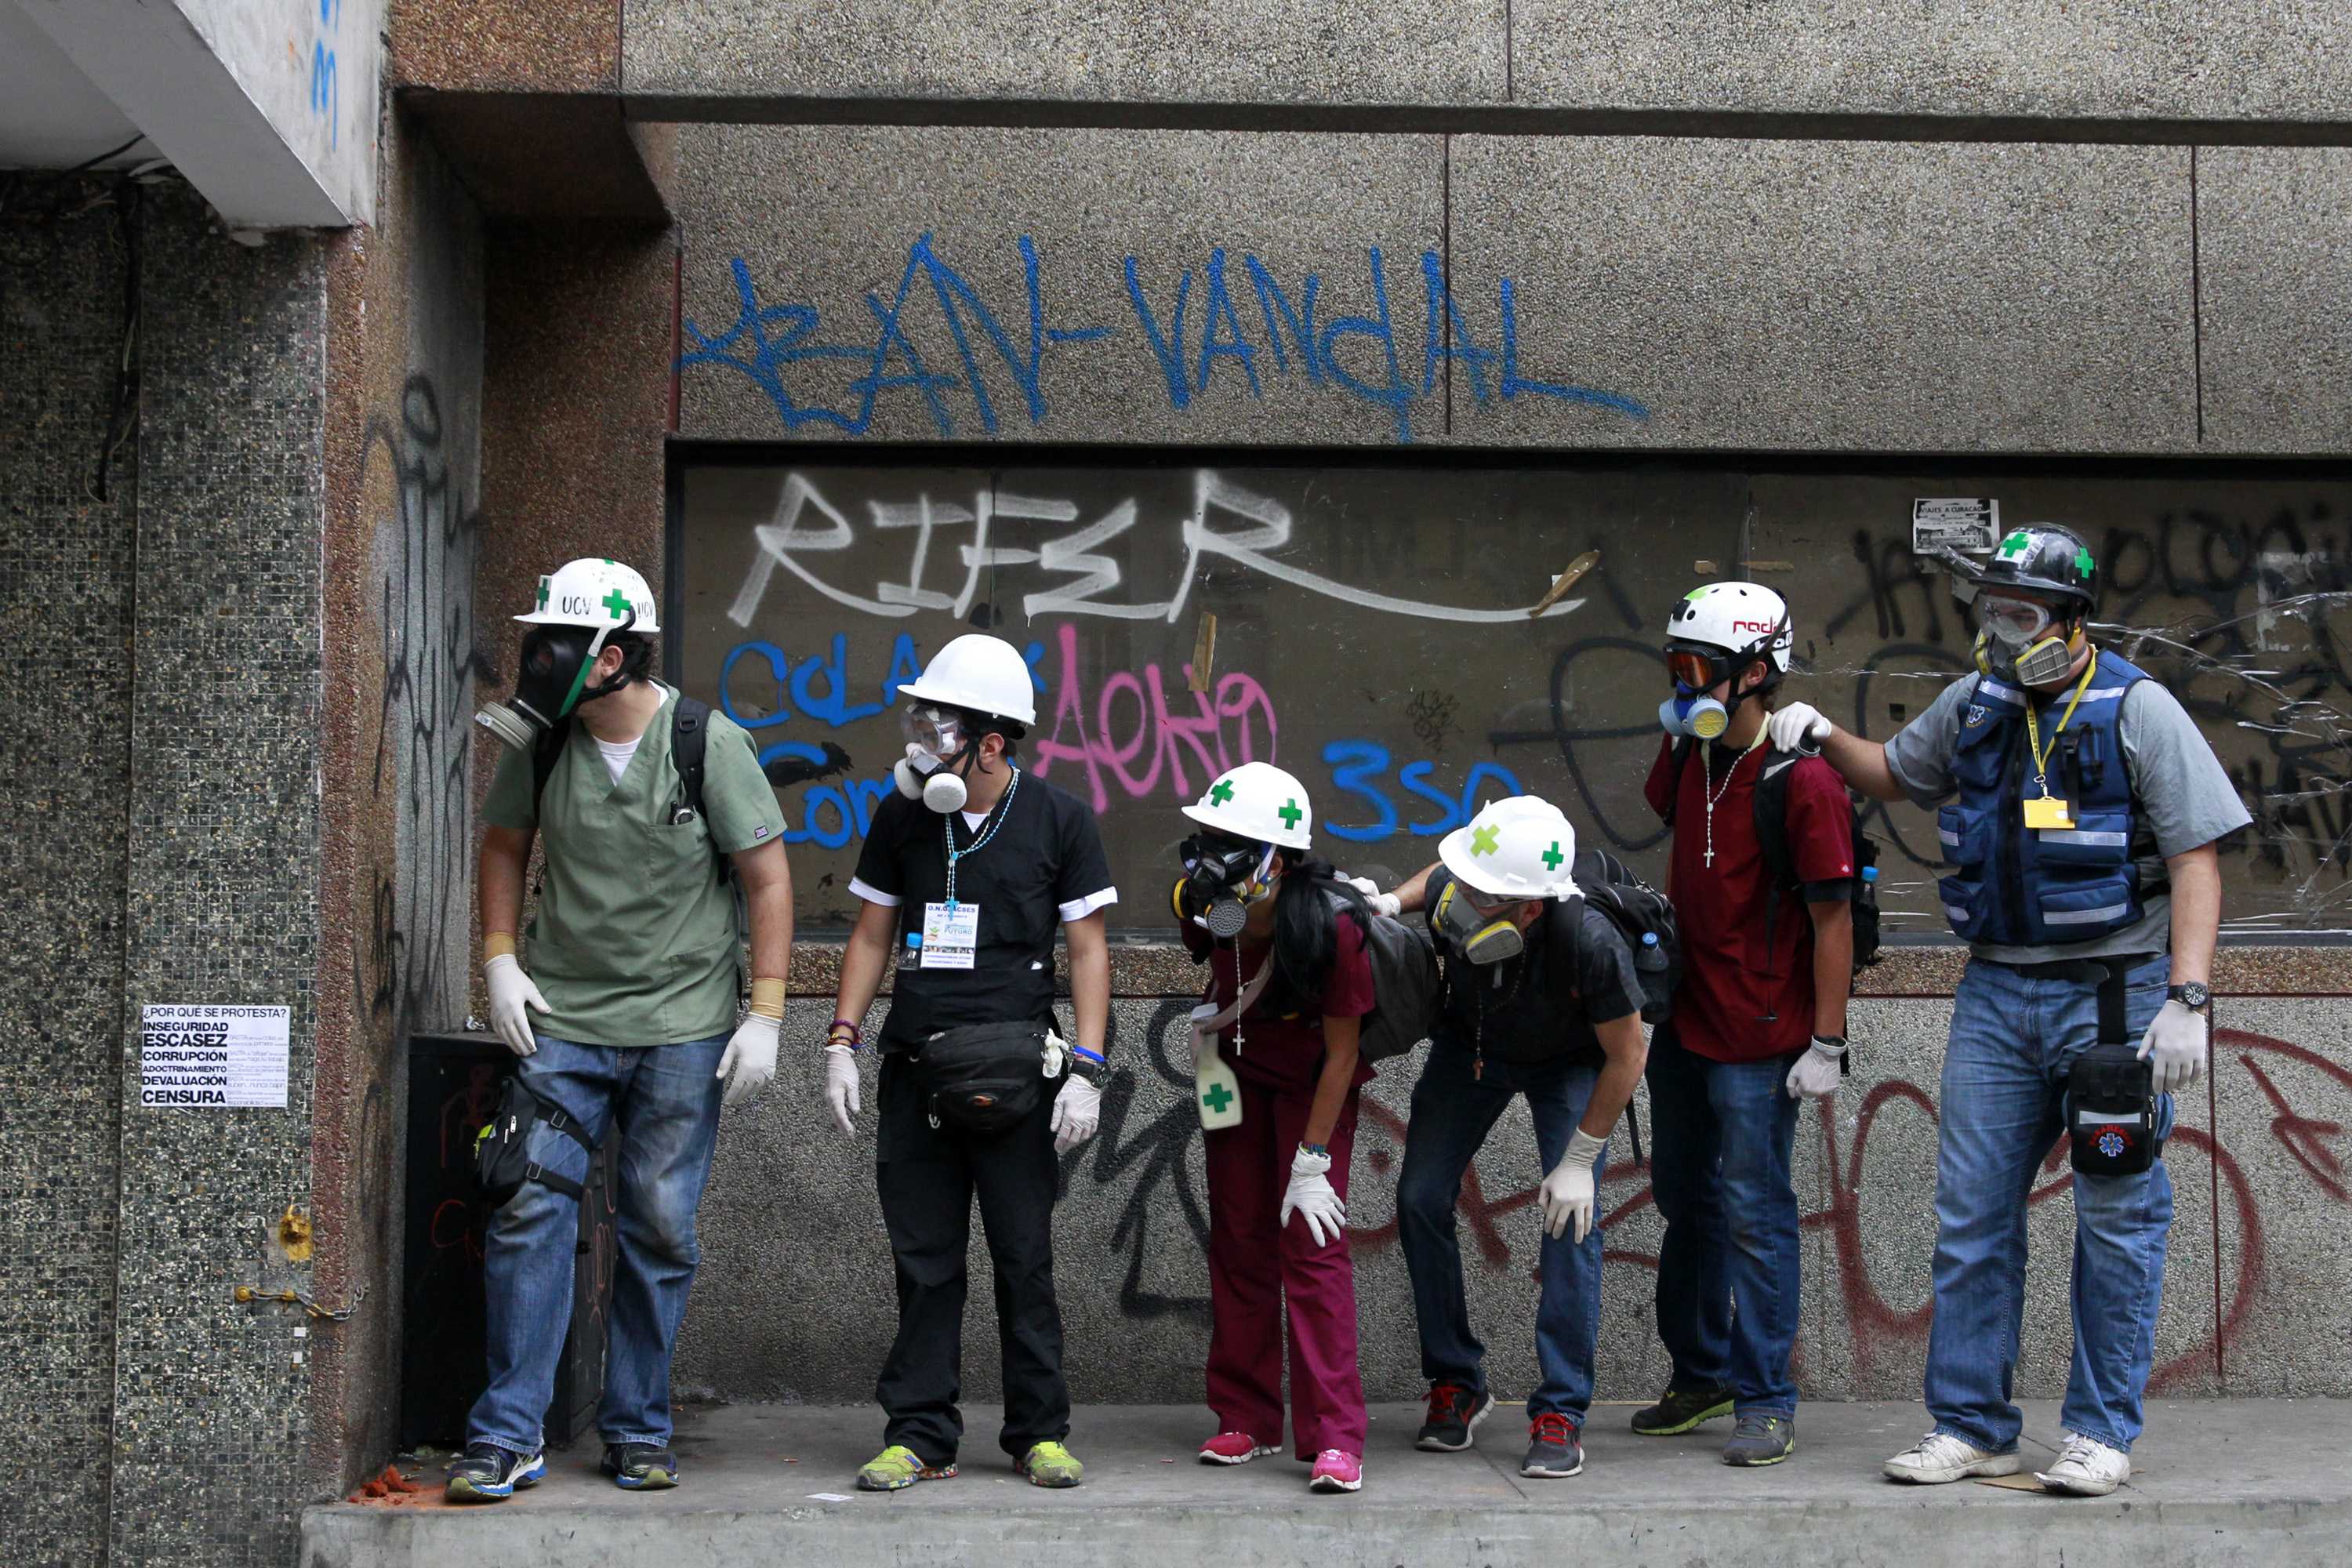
[447,557,794,1503]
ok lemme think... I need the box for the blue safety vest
[1936,649,2153,946]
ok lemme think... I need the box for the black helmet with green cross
[1977,523,2098,616]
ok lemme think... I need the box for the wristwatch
[1066,1047,1109,1084]
[2168,982,2211,1011]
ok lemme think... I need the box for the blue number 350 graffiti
[1319,739,1521,843]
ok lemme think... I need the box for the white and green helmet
[1666,581,1792,675]
[1182,761,1313,851]
[1438,795,1580,900]
[518,557,660,633]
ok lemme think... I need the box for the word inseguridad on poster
[140,1004,290,1109]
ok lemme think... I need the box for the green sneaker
[1630,1384,1737,1436]
[1018,1440,1084,1488]
[857,1444,956,1491]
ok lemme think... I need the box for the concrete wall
[675,989,2352,1411]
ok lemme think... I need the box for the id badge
[2023,795,2076,830]
[920,902,979,969]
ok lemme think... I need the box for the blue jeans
[467,1032,728,1455]
[1927,954,2172,1454]
[1645,1025,1803,1417]
[1397,1038,1606,1425]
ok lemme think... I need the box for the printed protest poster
[140,1004,290,1109]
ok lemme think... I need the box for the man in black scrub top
[825,633,1117,1494]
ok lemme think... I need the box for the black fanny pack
[474,1076,595,1203]
[915,1022,1048,1134]
[2062,956,2161,1178]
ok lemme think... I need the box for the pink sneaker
[1199,1432,1276,1465]
[1308,1450,1363,1493]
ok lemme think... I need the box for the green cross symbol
[1998,532,2031,559]
[601,587,633,619]
[1278,797,1302,830]
[1470,825,1500,856]
[1542,841,1563,871]
[2074,546,2095,579]
[1203,1083,1235,1116]
[1208,779,1235,806]
[535,578,550,611]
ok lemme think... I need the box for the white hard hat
[895,633,1037,728]
[517,558,660,634]
[1180,761,1312,851]
[1666,581,1792,675]
[1438,796,1579,900]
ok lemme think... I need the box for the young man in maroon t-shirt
[1632,583,1857,1467]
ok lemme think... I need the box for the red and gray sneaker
[1308,1449,1363,1493]
[1522,1412,1584,1479]
[1414,1382,1496,1451]
[1199,1432,1277,1465]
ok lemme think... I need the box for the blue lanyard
[943,765,1020,910]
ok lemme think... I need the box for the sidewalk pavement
[303,1397,2352,1568]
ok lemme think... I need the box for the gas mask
[1657,644,1740,740]
[1973,593,2078,687]
[893,706,982,814]
[1433,880,1526,966]
[475,615,633,751]
[1172,833,1277,938]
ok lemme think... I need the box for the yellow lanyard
[2021,651,2098,797]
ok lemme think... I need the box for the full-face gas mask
[1171,833,1278,938]
[1973,592,2079,688]
[474,613,637,751]
[894,705,984,814]
[1433,879,1526,966]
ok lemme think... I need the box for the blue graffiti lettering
[1316,247,1414,445]
[1321,739,1526,842]
[1195,249,1261,400]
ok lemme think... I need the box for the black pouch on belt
[916,1022,1048,1134]
[2066,958,2160,1178]
[473,1076,596,1205]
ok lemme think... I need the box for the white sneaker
[2036,1432,2130,1497]
[1883,1431,2024,1484]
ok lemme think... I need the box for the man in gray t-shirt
[1762,523,2246,1500]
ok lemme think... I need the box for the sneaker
[1722,1413,1795,1467]
[1199,1432,1277,1465]
[1630,1383,1737,1436]
[1308,1449,1363,1493]
[601,1442,680,1490]
[857,1444,957,1491]
[1018,1440,1084,1488]
[2036,1432,2130,1497]
[445,1442,546,1503]
[1414,1382,1496,1451]
[1883,1431,2023,1485]
[1520,1412,1584,1479]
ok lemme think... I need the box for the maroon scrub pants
[1202,1077,1367,1457]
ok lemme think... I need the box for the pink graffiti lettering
[1029,621,1278,811]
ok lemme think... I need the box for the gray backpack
[1345,898,1441,1063]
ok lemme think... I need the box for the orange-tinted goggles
[1665,647,1730,691]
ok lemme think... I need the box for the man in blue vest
[1769,523,2248,1497]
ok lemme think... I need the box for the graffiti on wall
[681,237,1650,446]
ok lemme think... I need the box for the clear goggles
[1455,881,1517,915]
[900,704,967,757]
[1973,593,2058,644]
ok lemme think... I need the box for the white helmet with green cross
[1181,760,1312,851]
[1438,795,1580,900]
[517,558,660,633]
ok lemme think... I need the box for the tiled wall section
[110,185,331,1568]
[0,181,138,1568]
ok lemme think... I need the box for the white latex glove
[1342,876,1403,919]
[824,1044,861,1134]
[1279,1145,1346,1247]
[2137,999,2208,1094]
[1041,1029,1069,1079]
[484,954,550,1057]
[1051,1074,1102,1154]
[716,1012,780,1107]
[1786,1038,1846,1101]
[1539,1129,1608,1243]
[1766,701,1831,754]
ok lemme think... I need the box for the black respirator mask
[1171,834,1277,939]
[474,613,638,751]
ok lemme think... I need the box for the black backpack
[1566,848,1681,1023]
[1668,739,1882,975]
[1348,898,1442,1063]
[532,696,724,879]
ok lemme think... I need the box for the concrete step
[303,1397,2350,1568]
